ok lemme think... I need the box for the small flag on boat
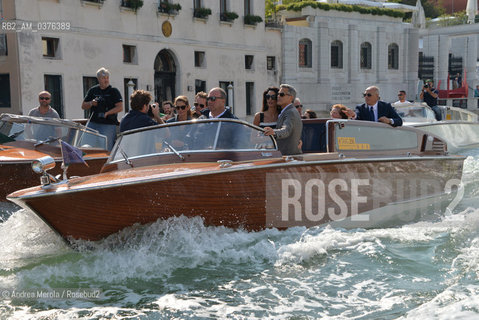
[60,140,88,167]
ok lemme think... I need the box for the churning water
[2,151,479,319]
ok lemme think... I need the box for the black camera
[424,84,429,89]
[147,104,154,118]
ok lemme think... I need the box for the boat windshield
[395,105,436,122]
[0,116,107,149]
[111,120,276,161]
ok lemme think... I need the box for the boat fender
[338,153,345,159]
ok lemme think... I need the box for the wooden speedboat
[8,118,465,242]
[0,113,109,201]
[395,103,479,153]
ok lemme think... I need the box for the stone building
[0,0,281,120]
[278,5,419,113]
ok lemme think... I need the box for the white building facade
[279,6,419,113]
[0,0,282,120]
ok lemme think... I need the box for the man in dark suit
[194,87,238,149]
[202,87,237,119]
[355,86,403,127]
[264,84,303,155]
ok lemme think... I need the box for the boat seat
[301,119,328,153]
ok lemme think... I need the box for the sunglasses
[398,94,404,97]
[278,92,290,97]
[175,105,187,110]
[207,96,223,101]
[265,94,277,100]
[363,93,373,97]
[39,97,51,100]
[295,104,303,109]
[194,103,205,108]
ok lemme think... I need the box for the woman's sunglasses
[265,94,277,100]
[175,105,187,110]
[194,103,205,108]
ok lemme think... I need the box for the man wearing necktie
[354,86,403,127]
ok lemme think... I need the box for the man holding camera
[420,79,442,121]
[119,90,163,133]
[82,67,123,150]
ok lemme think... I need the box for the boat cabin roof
[302,118,449,156]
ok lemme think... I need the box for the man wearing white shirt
[392,90,412,107]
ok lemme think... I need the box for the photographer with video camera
[82,67,123,150]
[420,79,442,121]
[119,90,164,133]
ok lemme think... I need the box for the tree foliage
[400,0,445,19]
[265,0,443,20]
[267,0,405,19]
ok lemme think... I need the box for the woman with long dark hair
[253,87,280,128]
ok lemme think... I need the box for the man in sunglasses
[264,84,303,155]
[192,91,207,119]
[420,79,441,121]
[203,87,237,119]
[28,91,60,118]
[293,98,303,116]
[355,86,402,127]
[392,90,412,107]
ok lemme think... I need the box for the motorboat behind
[8,118,465,242]
[0,113,109,201]
[395,103,479,153]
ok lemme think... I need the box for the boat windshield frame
[0,113,108,149]
[109,118,278,163]
[394,104,437,122]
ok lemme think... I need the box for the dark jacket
[355,101,403,127]
[119,110,158,132]
[200,108,238,119]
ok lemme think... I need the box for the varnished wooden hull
[0,158,107,201]
[0,141,108,201]
[8,155,464,241]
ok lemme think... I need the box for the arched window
[299,39,312,68]
[331,40,343,69]
[360,42,372,69]
[388,43,399,69]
